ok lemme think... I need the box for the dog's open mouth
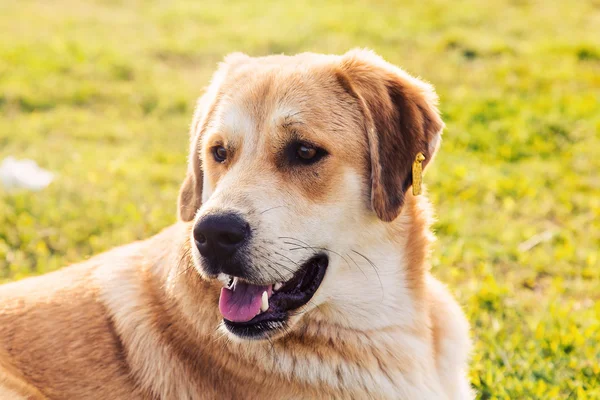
[219,254,328,339]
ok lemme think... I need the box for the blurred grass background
[1,0,599,398]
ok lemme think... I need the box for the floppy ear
[177,96,208,222]
[177,54,248,221]
[338,49,444,222]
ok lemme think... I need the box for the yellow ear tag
[412,152,426,196]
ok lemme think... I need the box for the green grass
[1,0,599,397]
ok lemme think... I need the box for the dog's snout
[193,213,250,259]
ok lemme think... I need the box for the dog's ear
[178,54,248,221]
[338,49,444,222]
[177,96,207,221]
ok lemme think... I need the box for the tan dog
[0,49,472,399]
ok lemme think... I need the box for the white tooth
[261,291,269,312]
[232,277,239,290]
[217,273,231,288]
[274,282,283,291]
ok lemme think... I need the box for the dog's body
[0,50,472,399]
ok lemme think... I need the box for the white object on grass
[0,156,54,191]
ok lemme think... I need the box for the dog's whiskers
[279,236,384,301]
[281,239,355,272]
[253,245,295,281]
[350,249,383,297]
[259,205,287,215]
[273,251,301,267]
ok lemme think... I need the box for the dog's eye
[297,144,317,160]
[212,146,227,163]
[290,142,327,165]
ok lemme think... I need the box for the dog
[0,49,472,399]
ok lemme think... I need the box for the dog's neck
[159,263,434,398]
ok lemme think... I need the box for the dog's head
[179,49,443,340]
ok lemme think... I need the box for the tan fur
[0,49,472,399]
[0,348,47,400]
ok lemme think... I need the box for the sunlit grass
[1,0,599,397]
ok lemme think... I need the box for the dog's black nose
[193,213,250,259]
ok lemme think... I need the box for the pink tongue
[219,281,272,322]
